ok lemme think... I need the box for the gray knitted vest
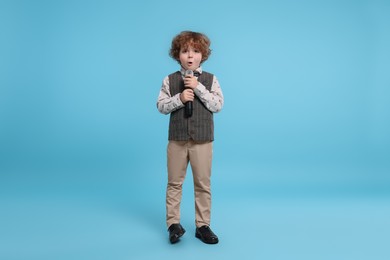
[168,71,214,141]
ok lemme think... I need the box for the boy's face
[179,45,202,71]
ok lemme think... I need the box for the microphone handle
[185,100,193,117]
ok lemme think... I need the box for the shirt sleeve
[194,75,224,113]
[156,76,184,114]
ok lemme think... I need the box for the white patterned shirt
[157,67,224,114]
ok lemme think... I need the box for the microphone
[184,70,193,117]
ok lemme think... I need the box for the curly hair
[169,31,212,64]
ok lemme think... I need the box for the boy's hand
[184,75,198,89]
[180,89,194,103]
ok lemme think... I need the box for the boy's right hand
[180,89,194,103]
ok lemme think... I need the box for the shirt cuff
[194,83,207,96]
[174,93,184,107]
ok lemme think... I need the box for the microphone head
[185,70,194,77]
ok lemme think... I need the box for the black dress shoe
[195,225,219,244]
[168,223,186,244]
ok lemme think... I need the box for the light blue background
[1,0,389,259]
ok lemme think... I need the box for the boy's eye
[194,50,200,53]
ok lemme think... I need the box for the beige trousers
[166,140,213,228]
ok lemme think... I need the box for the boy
[157,31,224,244]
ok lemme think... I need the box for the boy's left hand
[184,76,198,89]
